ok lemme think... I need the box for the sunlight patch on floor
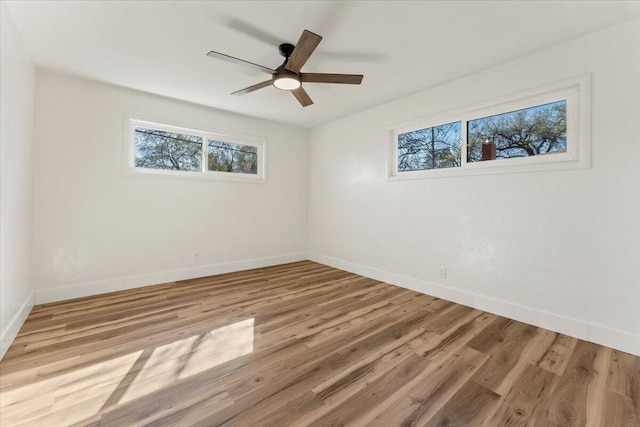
[0,351,142,426]
[120,318,255,404]
[0,318,255,426]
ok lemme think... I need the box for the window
[207,140,258,174]
[398,121,461,171]
[389,75,590,179]
[135,126,203,172]
[126,118,265,182]
[467,100,566,163]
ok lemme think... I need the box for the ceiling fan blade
[231,80,272,96]
[285,30,322,73]
[207,51,274,74]
[291,87,313,107]
[301,73,363,84]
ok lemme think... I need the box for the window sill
[124,168,267,184]
[387,157,590,181]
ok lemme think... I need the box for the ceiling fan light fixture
[272,73,301,91]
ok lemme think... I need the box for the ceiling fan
[206,29,363,107]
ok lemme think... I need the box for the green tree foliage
[468,100,566,162]
[398,122,461,171]
[134,127,202,171]
[208,140,258,174]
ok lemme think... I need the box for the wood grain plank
[423,381,500,426]
[541,341,610,426]
[306,353,433,427]
[470,323,538,393]
[368,345,489,427]
[601,390,639,427]
[482,363,560,426]
[537,333,579,375]
[466,316,524,353]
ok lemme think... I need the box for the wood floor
[0,261,638,426]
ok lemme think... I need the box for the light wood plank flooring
[0,261,638,426]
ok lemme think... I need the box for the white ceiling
[6,1,640,128]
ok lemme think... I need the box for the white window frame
[124,116,267,183]
[388,74,591,180]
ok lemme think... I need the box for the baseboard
[308,252,640,357]
[35,252,308,305]
[1,292,34,360]
[587,324,640,358]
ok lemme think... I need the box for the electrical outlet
[438,266,447,279]
[192,251,200,264]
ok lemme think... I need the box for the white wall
[0,3,36,358]
[309,19,640,356]
[33,69,309,302]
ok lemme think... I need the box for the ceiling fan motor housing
[279,43,296,58]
